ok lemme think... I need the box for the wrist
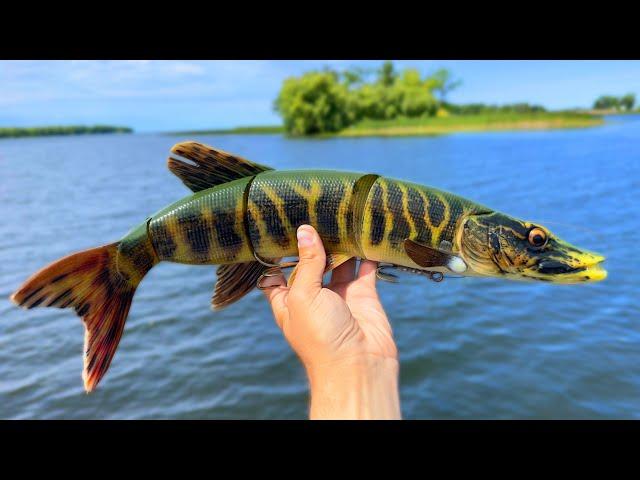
[305,354,401,420]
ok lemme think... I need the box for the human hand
[262,225,401,420]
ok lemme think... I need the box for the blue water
[1,118,638,419]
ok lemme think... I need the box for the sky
[1,60,639,132]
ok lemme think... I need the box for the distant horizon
[2,60,639,133]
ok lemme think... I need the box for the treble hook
[256,267,286,290]
[376,263,445,283]
[255,252,299,290]
[376,264,400,283]
[256,255,447,290]
[253,252,298,269]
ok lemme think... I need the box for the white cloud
[0,60,279,104]
[165,62,205,75]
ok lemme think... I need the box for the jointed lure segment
[10,141,606,392]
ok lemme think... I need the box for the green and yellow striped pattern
[246,171,364,260]
[361,178,488,266]
[148,177,253,265]
[141,170,490,269]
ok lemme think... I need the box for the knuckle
[299,252,316,261]
[300,252,325,265]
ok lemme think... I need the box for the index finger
[356,260,379,289]
[260,269,288,314]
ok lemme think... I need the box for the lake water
[1,118,639,419]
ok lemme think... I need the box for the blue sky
[1,60,639,132]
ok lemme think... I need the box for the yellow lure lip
[551,253,607,283]
[514,251,607,284]
[575,252,607,282]
[578,261,607,282]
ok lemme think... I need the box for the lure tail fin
[10,242,148,392]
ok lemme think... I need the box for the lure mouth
[578,261,607,282]
[566,253,607,282]
[533,251,607,283]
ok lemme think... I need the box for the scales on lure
[10,142,607,391]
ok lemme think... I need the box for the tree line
[592,94,636,111]
[0,125,133,139]
[274,61,548,136]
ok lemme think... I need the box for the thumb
[291,225,326,295]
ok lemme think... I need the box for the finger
[260,271,289,328]
[356,260,379,289]
[263,287,289,330]
[290,225,326,296]
[329,257,356,285]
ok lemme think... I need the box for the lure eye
[528,227,547,248]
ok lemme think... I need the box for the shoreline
[165,126,284,136]
[169,113,606,139]
[0,125,133,139]
[338,118,603,137]
[337,112,604,138]
[2,113,613,140]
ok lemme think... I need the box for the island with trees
[271,62,604,137]
[174,61,609,138]
[0,125,133,139]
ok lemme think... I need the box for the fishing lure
[11,142,606,391]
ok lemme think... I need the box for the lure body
[11,141,606,392]
[145,170,488,271]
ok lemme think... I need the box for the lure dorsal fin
[404,239,467,273]
[168,141,273,192]
[212,261,268,310]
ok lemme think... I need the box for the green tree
[394,69,438,117]
[378,61,397,87]
[431,68,462,103]
[593,95,620,110]
[350,67,438,120]
[274,62,449,135]
[342,69,363,87]
[620,93,636,111]
[275,70,352,135]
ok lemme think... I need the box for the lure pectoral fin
[404,239,467,273]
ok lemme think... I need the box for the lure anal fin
[213,261,269,310]
[403,239,467,273]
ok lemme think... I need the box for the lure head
[459,212,606,283]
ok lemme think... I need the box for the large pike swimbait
[11,142,607,391]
